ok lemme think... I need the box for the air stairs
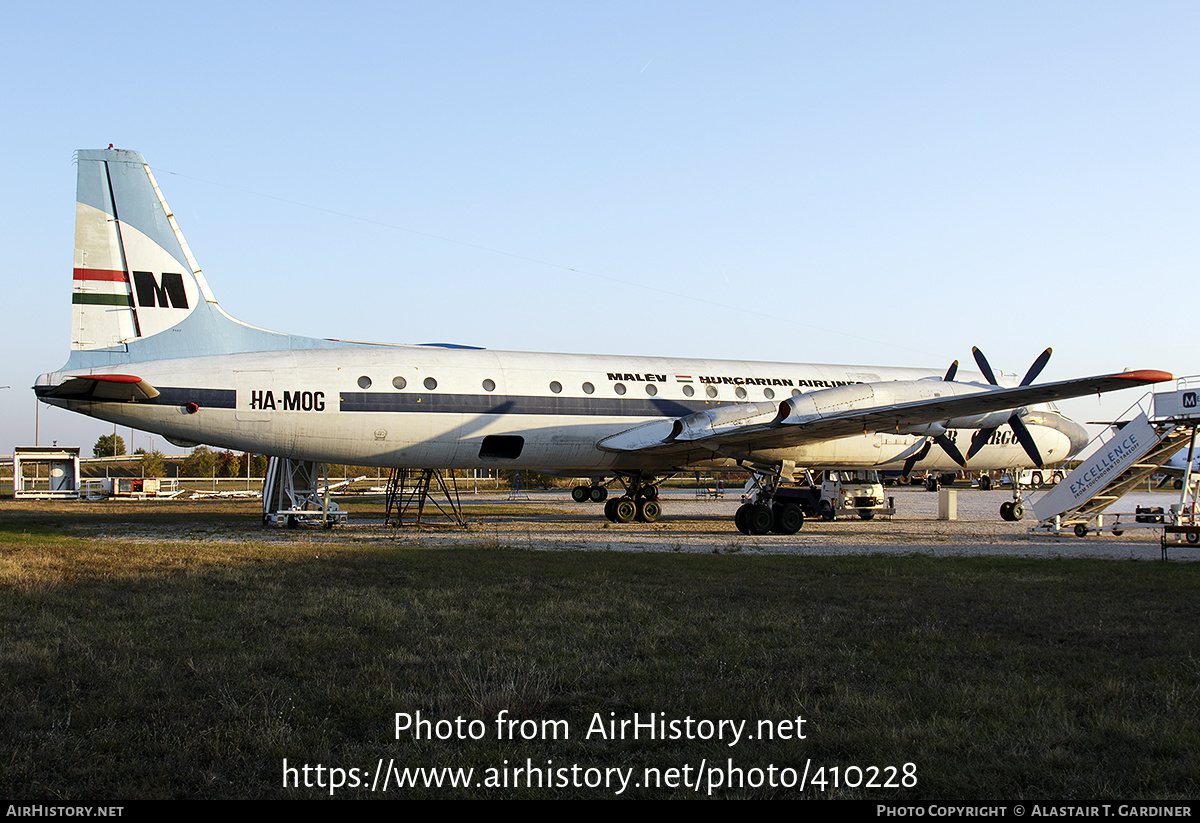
[1031,381,1200,547]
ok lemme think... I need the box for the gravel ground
[271,486,1200,561]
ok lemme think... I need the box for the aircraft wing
[598,369,1172,458]
[36,374,160,402]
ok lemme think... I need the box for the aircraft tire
[1188,531,1199,545]
[772,503,803,535]
[1074,523,1088,538]
[747,504,773,535]
[978,475,992,491]
[735,504,752,534]
[1010,502,1025,521]
[590,486,608,503]
[925,477,939,492]
[613,498,637,524]
[641,484,659,501]
[572,485,589,503]
[637,499,662,523]
[604,498,618,521]
[1000,501,1013,521]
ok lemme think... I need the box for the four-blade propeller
[965,347,1052,468]
[903,347,1053,476]
[902,359,967,476]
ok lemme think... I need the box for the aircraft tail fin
[71,148,217,352]
[65,148,358,368]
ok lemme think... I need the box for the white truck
[1017,468,1066,488]
[768,470,896,521]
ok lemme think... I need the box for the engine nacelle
[898,422,949,437]
[896,409,1015,437]
[775,379,997,427]
[671,400,781,442]
[597,400,780,452]
[941,410,1017,430]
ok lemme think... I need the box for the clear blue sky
[3,1,1197,454]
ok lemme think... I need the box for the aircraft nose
[1060,416,1091,457]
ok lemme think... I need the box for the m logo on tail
[133,271,189,310]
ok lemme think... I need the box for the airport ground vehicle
[807,470,893,520]
[1018,468,1066,487]
[738,470,894,533]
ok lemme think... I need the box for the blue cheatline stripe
[33,384,236,408]
[151,388,237,408]
[46,384,739,418]
[337,392,725,417]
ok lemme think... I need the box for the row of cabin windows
[356,375,801,401]
[357,375,437,390]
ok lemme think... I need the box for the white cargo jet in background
[35,148,1172,533]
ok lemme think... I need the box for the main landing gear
[734,468,804,535]
[570,483,608,503]
[602,473,663,523]
[735,500,804,535]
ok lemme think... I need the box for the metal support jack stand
[384,468,468,528]
[507,470,529,501]
[262,456,347,528]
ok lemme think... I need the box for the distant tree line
[89,437,529,483]
[89,439,272,479]
[92,434,125,458]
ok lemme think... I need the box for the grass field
[1,499,1197,799]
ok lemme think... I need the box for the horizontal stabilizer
[38,374,160,402]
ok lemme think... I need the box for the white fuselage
[48,345,1080,474]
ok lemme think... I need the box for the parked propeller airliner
[36,149,1172,533]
